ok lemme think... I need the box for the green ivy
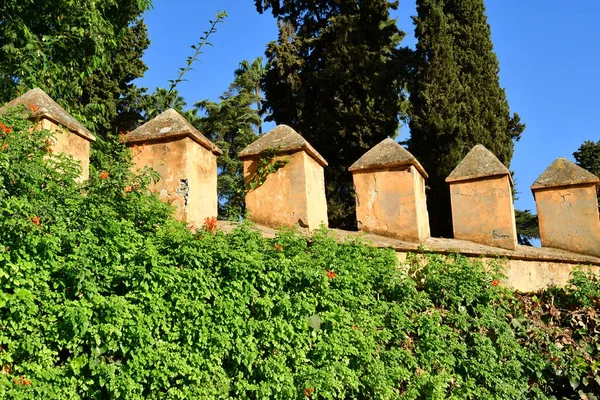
[0,111,599,399]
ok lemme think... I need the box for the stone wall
[2,88,599,291]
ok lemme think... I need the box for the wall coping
[0,88,96,142]
[217,221,600,267]
[531,157,600,191]
[446,144,512,185]
[348,138,428,178]
[239,124,328,167]
[125,109,222,156]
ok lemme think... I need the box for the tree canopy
[196,58,265,219]
[0,0,153,132]
[407,0,525,236]
[256,0,410,229]
[574,139,600,207]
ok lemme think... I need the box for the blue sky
[137,0,600,216]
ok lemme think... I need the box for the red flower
[29,103,39,113]
[492,279,500,287]
[99,171,109,179]
[327,270,337,279]
[303,387,314,397]
[31,216,41,226]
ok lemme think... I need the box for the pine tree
[234,57,268,134]
[408,0,524,236]
[255,0,409,229]
[195,59,264,219]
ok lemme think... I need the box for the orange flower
[123,185,132,193]
[327,270,337,279]
[204,216,218,233]
[29,103,39,113]
[1,142,7,151]
[303,388,314,397]
[274,244,283,252]
[31,216,41,226]
[99,171,109,179]
[492,279,500,287]
[45,138,54,153]
[13,376,32,386]
[0,122,12,134]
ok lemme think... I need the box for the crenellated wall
[2,89,599,291]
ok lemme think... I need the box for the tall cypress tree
[255,0,409,229]
[408,0,524,236]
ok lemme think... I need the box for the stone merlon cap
[125,109,222,156]
[446,144,512,185]
[531,158,600,191]
[238,124,328,167]
[0,88,95,142]
[348,138,428,178]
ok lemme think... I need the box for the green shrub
[0,110,599,399]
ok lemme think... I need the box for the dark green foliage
[80,20,151,136]
[0,0,152,132]
[1,110,600,398]
[574,139,600,208]
[515,209,540,246]
[574,140,600,178]
[408,0,525,236]
[234,58,269,134]
[195,59,265,219]
[256,0,409,229]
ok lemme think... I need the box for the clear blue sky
[137,0,600,216]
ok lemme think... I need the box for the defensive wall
[2,88,599,292]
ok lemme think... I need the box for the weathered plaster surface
[352,165,429,242]
[303,152,328,229]
[534,185,600,257]
[449,175,517,250]
[39,118,91,181]
[244,151,327,230]
[185,138,218,226]
[130,137,218,227]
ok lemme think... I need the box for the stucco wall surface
[244,152,309,229]
[450,175,517,250]
[185,138,218,227]
[353,165,429,242]
[302,152,328,229]
[130,137,218,227]
[534,185,600,257]
[39,118,91,181]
